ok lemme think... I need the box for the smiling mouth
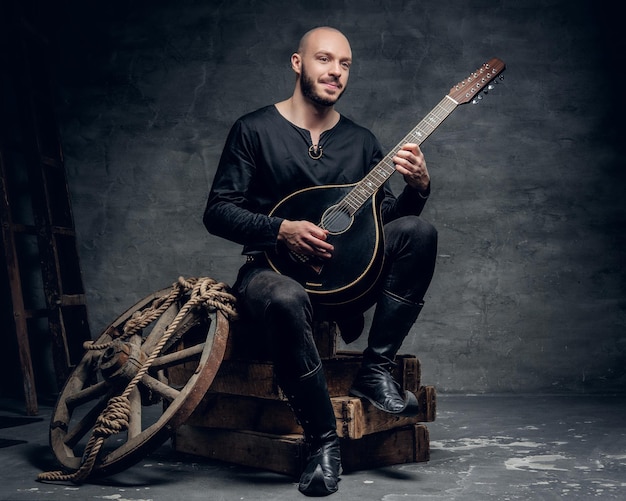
[322,80,341,91]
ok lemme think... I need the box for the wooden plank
[208,354,421,399]
[185,393,300,436]
[399,354,420,393]
[173,425,307,476]
[421,385,437,422]
[183,386,435,439]
[173,423,430,476]
[341,424,430,471]
[208,359,281,399]
[342,394,425,437]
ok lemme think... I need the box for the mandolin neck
[343,95,458,215]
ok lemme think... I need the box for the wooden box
[207,353,421,399]
[184,386,436,439]
[173,423,430,477]
[169,318,436,474]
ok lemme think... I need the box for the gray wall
[54,0,625,394]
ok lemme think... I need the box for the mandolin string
[320,98,456,231]
[321,101,453,231]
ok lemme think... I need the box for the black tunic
[204,105,427,255]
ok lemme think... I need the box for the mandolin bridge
[288,251,324,275]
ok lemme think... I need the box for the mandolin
[266,57,506,307]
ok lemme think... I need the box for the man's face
[296,29,352,107]
[299,60,348,106]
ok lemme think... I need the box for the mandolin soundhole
[320,204,352,234]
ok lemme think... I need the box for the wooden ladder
[0,2,91,415]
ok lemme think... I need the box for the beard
[300,63,346,107]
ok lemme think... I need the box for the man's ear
[291,52,302,74]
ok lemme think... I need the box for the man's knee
[403,216,437,242]
[251,275,312,325]
[268,281,311,314]
[388,216,438,253]
[419,219,438,253]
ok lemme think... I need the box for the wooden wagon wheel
[40,278,235,482]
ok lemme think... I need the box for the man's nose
[328,61,342,76]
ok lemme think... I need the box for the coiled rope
[37,276,237,484]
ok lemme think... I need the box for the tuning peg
[471,95,483,105]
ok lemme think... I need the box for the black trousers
[233,216,438,381]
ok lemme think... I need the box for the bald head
[297,27,351,56]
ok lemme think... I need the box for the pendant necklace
[303,125,334,160]
[308,143,323,160]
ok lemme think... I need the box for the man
[204,26,437,497]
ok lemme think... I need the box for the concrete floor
[1,394,625,500]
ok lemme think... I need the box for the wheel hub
[98,340,147,384]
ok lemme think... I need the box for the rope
[37,277,237,484]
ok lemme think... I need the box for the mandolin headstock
[448,57,506,105]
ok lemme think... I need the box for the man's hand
[393,143,430,194]
[278,220,334,258]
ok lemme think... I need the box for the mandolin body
[266,183,385,307]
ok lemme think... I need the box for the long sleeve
[203,119,285,252]
[380,182,430,223]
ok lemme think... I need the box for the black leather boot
[279,364,342,497]
[349,290,423,417]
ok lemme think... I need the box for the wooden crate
[173,423,430,477]
[185,386,436,439]
[169,319,435,475]
[341,423,430,472]
[207,353,421,399]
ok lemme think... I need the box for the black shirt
[204,105,428,255]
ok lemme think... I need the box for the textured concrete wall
[54,0,625,394]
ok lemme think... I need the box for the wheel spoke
[140,373,180,402]
[140,302,179,353]
[149,342,204,371]
[127,388,142,439]
[65,381,109,410]
[63,393,112,449]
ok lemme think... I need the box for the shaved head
[297,26,350,55]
